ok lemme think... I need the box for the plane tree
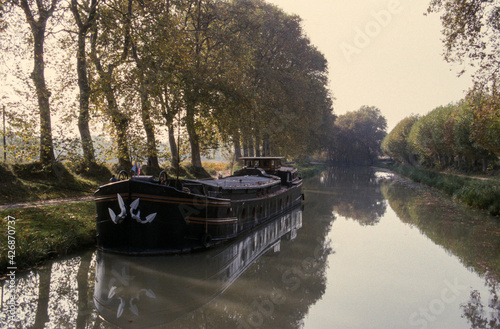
[427,0,500,88]
[89,0,133,169]
[212,0,334,159]
[69,0,98,166]
[329,106,387,165]
[381,114,420,165]
[9,0,61,165]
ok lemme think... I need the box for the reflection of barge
[94,206,303,328]
[94,157,303,254]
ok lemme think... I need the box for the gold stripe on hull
[185,216,238,225]
[95,193,230,207]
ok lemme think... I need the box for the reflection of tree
[159,189,335,328]
[305,167,386,226]
[10,271,39,327]
[3,251,100,328]
[462,279,500,328]
[76,251,93,329]
[381,178,500,280]
[29,264,52,329]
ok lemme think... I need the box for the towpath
[0,195,94,210]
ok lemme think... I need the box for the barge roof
[196,175,280,189]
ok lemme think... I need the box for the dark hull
[94,206,303,328]
[95,177,303,254]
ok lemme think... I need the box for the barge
[94,156,303,254]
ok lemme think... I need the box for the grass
[0,162,108,205]
[0,201,96,274]
[379,163,500,217]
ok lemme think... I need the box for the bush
[65,159,112,180]
[11,161,72,181]
[456,181,500,216]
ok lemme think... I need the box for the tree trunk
[242,139,249,157]
[233,133,241,161]
[139,82,159,169]
[168,123,179,170]
[132,39,159,170]
[105,87,131,169]
[185,98,202,169]
[72,0,97,165]
[248,136,255,157]
[76,33,96,164]
[262,136,270,156]
[254,129,260,157]
[92,55,131,170]
[20,2,57,165]
[482,158,488,173]
[254,137,261,157]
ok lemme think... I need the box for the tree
[129,1,162,171]
[212,0,334,159]
[382,114,419,164]
[329,106,387,165]
[177,0,224,170]
[407,105,455,168]
[427,0,500,87]
[14,0,59,165]
[89,0,133,169]
[452,100,495,171]
[69,0,98,166]
[466,88,500,158]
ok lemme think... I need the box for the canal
[2,168,500,328]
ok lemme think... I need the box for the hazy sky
[265,0,473,130]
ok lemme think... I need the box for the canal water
[2,168,500,329]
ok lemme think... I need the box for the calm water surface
[2,168,500,329]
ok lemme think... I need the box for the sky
[265,0,473,130]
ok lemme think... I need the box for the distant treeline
[382,89,500,172]
[1,0,334,172]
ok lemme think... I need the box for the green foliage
[1,0,334,170]
[327,106,387,165]
[385,96,498,172]
[381,114,419,164]
[427,0,500,87]
[466,88,500,157]
[407,104,455,168]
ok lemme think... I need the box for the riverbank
[0,201,96,276]
[0,162,107,206]
[377,163,500,217]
